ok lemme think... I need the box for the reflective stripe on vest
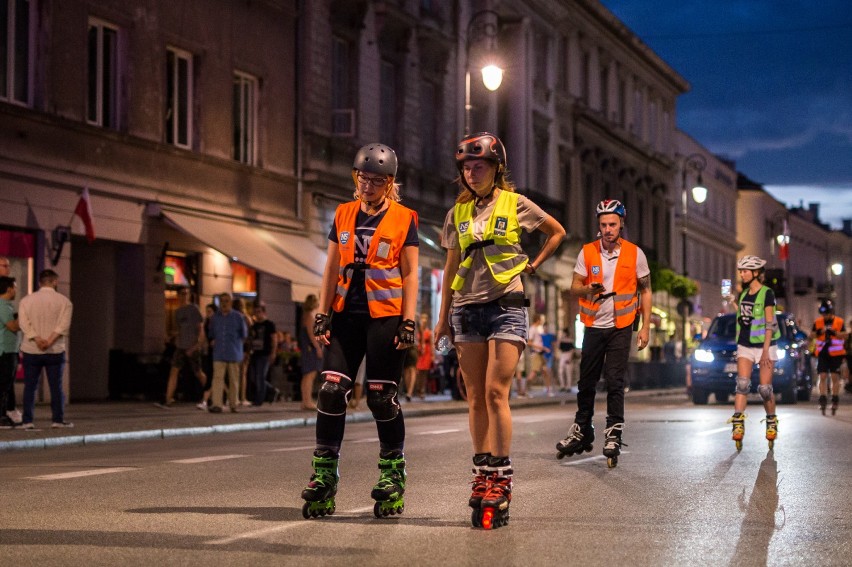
[735,286,781,344]
[813,317,846,356]
[331,200,417,318]
[578,240,639,329]
[451,191,527,291]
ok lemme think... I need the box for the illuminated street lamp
[464,10,505,135]
[680,153,707,359]
[831,262,843,276]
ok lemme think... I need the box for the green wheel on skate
[374,500,404,518]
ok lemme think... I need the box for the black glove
[396,318,416,347]
[313,312,331,339]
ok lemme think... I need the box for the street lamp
[680,153,707,360]
[464,10,504,135]
[831,262,843,277]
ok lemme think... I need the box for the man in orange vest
[809,299,847,415]
[556,199,652,467]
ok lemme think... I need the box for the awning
[161,210,326,302]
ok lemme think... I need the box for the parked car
[690,312,812,405]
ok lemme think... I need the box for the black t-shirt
[328,208,419,313]
[250,319,276,356]
[737,287,777,347]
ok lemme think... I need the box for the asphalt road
[2,394,850,566]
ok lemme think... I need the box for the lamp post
[680,153,707,360]
[464,10,504,135]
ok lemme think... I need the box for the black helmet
[819,299,834,314]
[455,132,507,174]
[353,143,397,177]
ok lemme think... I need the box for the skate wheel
[607,457,617,469]
[768,440,774,451]
[481,508,495,530]
[471,509,482,528]
[301,502,310,519]
[735,440,742,451]
[374,502,382,518]
[556,451,565,460]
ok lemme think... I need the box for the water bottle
[437,335,453,356]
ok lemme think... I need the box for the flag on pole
[778,219,789,261]
[74,188,96,243]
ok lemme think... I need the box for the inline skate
[556,422,594,459]
[819,395,827,416]
[472,458,512,530]
[468,453,490,511]
[728,413,746,451]
[371,451,406,518]
[602,423,627,468]
[762,415,778,450]
[831,395,839,416]
[301,451,339,519]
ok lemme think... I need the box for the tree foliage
[649,261,699,299]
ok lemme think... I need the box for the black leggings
[315,311,406,454]
[575,325,632,428]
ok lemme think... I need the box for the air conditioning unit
[331,108,355,137]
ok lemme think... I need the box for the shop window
[231,261,257,304]
[0,227,35,293]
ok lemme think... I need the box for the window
[331,36,356,135]
[556,35,568,93]
[600,65,608,116]
[580,51,590,103]
[633,85,643,137]
[232,71,257,165]
[420,80,438,170]
[1,0,32,104]
[533,29,548,87]
[87,19,119,129]
[379,59,398,148]
[166,47,193,148]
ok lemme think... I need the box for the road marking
[514,415,560,424]
[206,506,375,545]
[415,428,460,435]
[171,455,249,464]
[352,437,379,444]
[269,445,316,453]
[28,467,137,480]
[696,426,730,437]
[560,451,630,466]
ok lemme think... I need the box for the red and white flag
[778,219,789,261]
[74,188,96,243]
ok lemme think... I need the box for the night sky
[600,0,852,229]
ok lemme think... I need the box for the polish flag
[778,219,789,261]
[74,188,96,243]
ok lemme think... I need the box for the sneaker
[240,400,252,407]
[21,422,35,430]
[0,416,15,428]
[196,401,208,411]
[229,406,239,413]
[7,409,22,422]
[51,421,74,429]
[208,406,223,413]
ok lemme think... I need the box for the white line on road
[560,451,630,466]
[415,428,461,435]
[28,467,137,480]
[696,426,730,437]
[206,506,375,545]
[269,445,316,453]
[171,455,249,464]
[352,437,379,444]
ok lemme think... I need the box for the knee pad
[316,371,353,416]
[366,380,400,422]
[735,377,751,395]
[757,384,774,401]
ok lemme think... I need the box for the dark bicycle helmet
[353,143,398,177]
[819,299,834,314]
[455,132,507,173]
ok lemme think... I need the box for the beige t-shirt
[441,192,547,306]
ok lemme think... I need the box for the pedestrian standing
[434,132,565,529]
[0,276,21,427]
[232,297,253,406]
[0,256,20,424]
[809,299,847,416]
[527,313,554,397]
[555,200,651,467]
[298,294,322,410]
[414,312,434,396]
[196,303,217,410]
[206,293,247,413]
[556,328,575,393]
[248,304,279,405]
[301,143,419,519]
[726,255,781,449]
[159,288,207,407]
[18,269,74,429]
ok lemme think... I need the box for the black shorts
[816,355,843,374]
[323,311,406,385]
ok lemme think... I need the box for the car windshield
[706,314,789,341]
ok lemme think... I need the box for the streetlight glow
[481,64,504,91]
[691,181,707,204]
[831,262,843,276]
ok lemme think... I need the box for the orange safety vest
[578,239,639,329]
[331,199,417,318]
[813,316,846,357]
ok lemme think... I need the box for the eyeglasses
[356,173,388,187]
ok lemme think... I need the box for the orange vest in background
[331,199,417,318]
[578,239,639,329]
[813,316,846,357]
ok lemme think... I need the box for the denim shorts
[451,301,528,345]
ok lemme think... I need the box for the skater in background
[808,299,846,416]
[556,200,651,467]
[727,255,780,449]
[527,313,554,397]
[434,132,564,528]
[556,328,576,393]
[302,143,418,519]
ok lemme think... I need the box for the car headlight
[776,348,786,360]
[694,349,715,363]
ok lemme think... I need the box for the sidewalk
[0,387,684,452]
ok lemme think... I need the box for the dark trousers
[0,352,18,415]
[575,325,632,428]
[22,352,66,424]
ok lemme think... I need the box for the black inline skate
[472,457,512,530]
[819,395,827,416]
[371,451,406,518]
[831,395,839,416]
[602,423,627,468]
[556,422,594,459]
[301,451,339,519]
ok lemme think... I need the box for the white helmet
[737,255,766,270]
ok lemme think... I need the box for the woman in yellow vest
[434,132,565,529]
[809,299,847,415]
[728,255,781,449]
[301,143,419,520]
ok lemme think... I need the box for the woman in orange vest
[434,132,565,529]
[301,143,419,520]
[556,199,652,468]
[809,299,847,415]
